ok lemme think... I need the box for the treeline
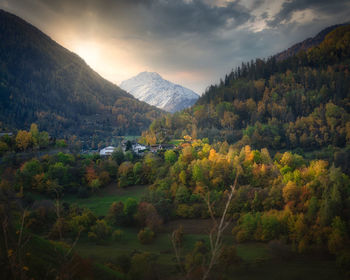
[10,149,162,198]
[143,24,350,162]
[0,123,69,157]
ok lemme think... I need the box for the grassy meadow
[63,184,147,216]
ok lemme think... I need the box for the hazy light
[72,41,101,68]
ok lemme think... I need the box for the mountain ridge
[274,22,349,61]
[120,71,199,113]
[0,9,163,145]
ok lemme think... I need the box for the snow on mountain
[120,71,199,113]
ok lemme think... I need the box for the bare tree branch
[202,170,239,280]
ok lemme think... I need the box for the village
[99,140,175,156]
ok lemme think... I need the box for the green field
[228,255,344,280]
[168,139,184,146]
[63,184,148,216]
[75,231,345,280]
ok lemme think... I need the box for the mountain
[143,24,350,171]
[120,71,199,113]
[274,23,349,61]
[0,10,163,145]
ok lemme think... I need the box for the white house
[132,143,147,154]
[99,146,116,156]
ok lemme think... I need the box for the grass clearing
[236,242,271,262]
[63,184,148,216]
[229,256,345,280]
[75,230,345,280]
[168,139,184,146]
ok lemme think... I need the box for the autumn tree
[15,130,33,151]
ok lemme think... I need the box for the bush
[176,204,200,218]
[129,252,157,280]
[135,202,163,232]
[55,139,67,148]
[235,230,249,243]
[138,227,155,244]
[106,202,125,226]
[115,254,131,274]
[88,231,98,242]
[336,250,350,276]
[112,229,124,242]
[89,219,112,242]
[219,245,241,269]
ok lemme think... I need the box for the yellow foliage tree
[15,130,33,151]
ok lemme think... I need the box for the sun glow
[73,41,101,67]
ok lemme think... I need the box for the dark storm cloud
[268,0,350,27]
[5,0,254,37]
[114,0,252,38]
[0,0,350,93]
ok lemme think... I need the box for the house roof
[100,146,116,155]
[104,146,115,150]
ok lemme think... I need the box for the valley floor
[57,184,347,280]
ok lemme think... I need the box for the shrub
[112,229,124,242]
[219,245,241,269]
[106,202,125,226]
[135,202,163,232]
[88,231,98,242]
[138,227,155,244]
[129,252,157,280]
[235,230,249,243]
[89,219,111,242]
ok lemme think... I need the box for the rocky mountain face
[120,71,199,113]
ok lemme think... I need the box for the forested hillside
[0,10,163,143]
[143,24,350,167]
[274,23,348,61]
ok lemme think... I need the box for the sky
[0,0,349,94]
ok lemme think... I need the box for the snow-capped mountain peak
[120,71,199,113]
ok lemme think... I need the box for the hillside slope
[0,10,163,142]
[274,23,349,61]
[143,24,350,166]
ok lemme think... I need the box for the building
[132,143,147,154]
[150,145,160,153]
[0,132,13,137]
[149,144,175,153]
[99,146,116,156]
[159,144,175,150]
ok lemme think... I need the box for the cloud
[268,0,350,27]
[0,0,349,93]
